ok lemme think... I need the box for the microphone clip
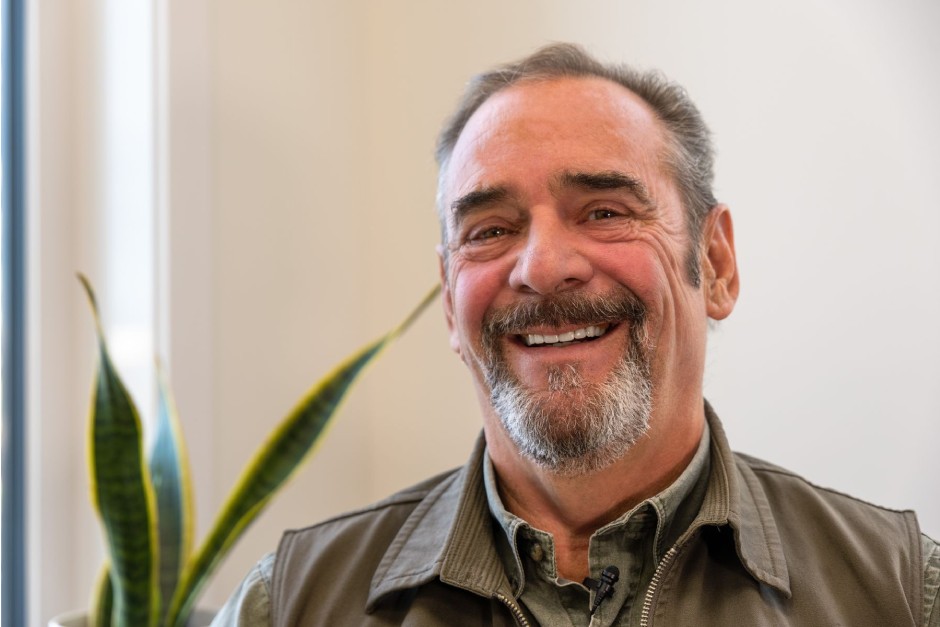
[583,565,620,615]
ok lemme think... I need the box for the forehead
[443,76,670,207]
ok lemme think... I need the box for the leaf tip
[77,272,97,307]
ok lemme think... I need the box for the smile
[520,324,610,347]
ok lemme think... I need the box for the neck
[484,400,705,582]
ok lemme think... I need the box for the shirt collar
[366,403,792,611]
[482,421,712,593]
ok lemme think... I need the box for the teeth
[523,325,608,347]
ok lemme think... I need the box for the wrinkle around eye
[582,210,644,243]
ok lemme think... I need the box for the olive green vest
[272,409,922,626]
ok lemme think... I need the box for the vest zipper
[494,591,532,627]
[639,545,679,627]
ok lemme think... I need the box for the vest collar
[367,435,512,610]
[367,403,793,610]
[700,402,792,597]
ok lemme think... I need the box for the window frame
[1,0,28,623]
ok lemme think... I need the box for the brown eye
[588,208,619,220]
[471,226,508,241]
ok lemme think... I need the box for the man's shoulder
[729,451,922,564]
[268,465,467,622]
[280,465,461,546]
[733,450,917,518]
[728,451,934,625]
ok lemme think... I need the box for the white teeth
[522,324,608,346]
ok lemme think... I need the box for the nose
[508,214,593,295]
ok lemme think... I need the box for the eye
[469,225,509,241]
[587,207,620,221]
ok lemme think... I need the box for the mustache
[482,287,646,338]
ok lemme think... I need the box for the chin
[489,358,653,477]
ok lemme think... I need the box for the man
[215,43,939,626]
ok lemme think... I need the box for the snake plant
[79,275,438,627]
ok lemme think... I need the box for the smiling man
[215,44,939,626]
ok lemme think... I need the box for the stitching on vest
[271,534,294,627]
[905,511,923,619]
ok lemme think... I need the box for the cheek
[594,246,665,307]
[449,264,507,342]
[593,241,700,348]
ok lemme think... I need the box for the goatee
[480,287,653,476]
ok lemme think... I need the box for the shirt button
[529,543,544,562]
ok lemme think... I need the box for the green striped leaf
[166,286,439,627]
[149,363,194,626]
[91,565,113,627]
[80,274,159,627]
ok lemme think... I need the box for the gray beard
[480,288,654,476]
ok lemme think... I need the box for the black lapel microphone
[583,565,620,615]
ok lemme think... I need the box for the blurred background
[21,0,939,623]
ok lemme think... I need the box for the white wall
[30,0,940,622]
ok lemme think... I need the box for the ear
[701,204,739,320]
[437,245,463,357]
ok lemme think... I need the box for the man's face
[438,77,736,474]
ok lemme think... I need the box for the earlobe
[702,205,740,320]
[437,246,463,357]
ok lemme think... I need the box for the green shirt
[483,423,711,627]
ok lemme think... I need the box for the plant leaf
[80,274,160,627]
[90,565,113,627]
[149,361,194,626]
[166,286,439,627]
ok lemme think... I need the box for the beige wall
[31,0,940,621]
[203,0,940,605]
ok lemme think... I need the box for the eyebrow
[448,169,655,227]
[556,170,656,210]
[450,186,511,225]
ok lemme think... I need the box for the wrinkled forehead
[438,77,671,232]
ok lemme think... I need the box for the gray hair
[435,43,717,286]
